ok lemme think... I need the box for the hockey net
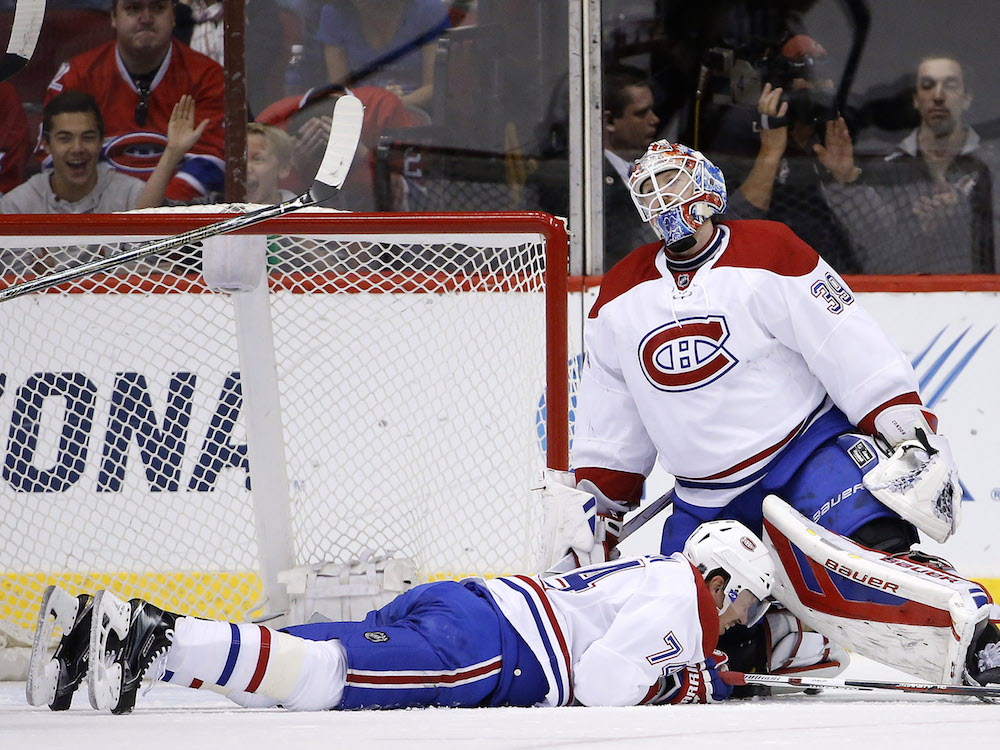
[0,209,568,674]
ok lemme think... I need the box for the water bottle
[284,44,305,97]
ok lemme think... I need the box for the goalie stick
[1,0,45,83]
[544,487,674,575]
[0,94,364,303]
[721,671,1000,700]
[621,488,673,542]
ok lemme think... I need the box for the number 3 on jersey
[811,272,855,314]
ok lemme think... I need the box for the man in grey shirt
[0,90,205,214]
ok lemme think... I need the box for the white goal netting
[0,209,568,657]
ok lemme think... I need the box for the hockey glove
[656,651,733,704]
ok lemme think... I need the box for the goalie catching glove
[864,404,962,543]
[534,469,632,574]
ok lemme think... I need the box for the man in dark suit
[536,65,661,271]
[600,65,662,268]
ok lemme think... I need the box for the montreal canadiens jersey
[44,40,225,202]
[483,553,719,707]
[572,220,922,509]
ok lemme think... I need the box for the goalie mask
[683,520,775,627]
[628,140,727,250]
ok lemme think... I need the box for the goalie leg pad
[762,494,993,684]
[850,516,918,554]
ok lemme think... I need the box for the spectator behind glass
[0,82,30,197]
[317,0,449,113]
[256,83,418,211]
[600,65,663,268]
[536,65,661,270]
[1,90,205,213]
[172,0,284,117]
[821,55,997,273]
[174,0,225,64]
[42,0,226,203]
[246,123,295,204]
[719,34,862,274]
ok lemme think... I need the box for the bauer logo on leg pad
[364,632,389,643]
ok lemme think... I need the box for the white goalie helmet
[683,520,776,627]
[628,140,728,247]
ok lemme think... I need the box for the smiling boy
[1,90,205,214]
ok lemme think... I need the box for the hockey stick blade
[1,0,46,83]
[308,93,363,203]
[0,95,364,303]
[722,671,1000,700]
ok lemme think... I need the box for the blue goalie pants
[660,407,908,553]
[283,580,548,710]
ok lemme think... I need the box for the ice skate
[25,586,94,710]
[87,590,178,714]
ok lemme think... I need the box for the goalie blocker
[762,494,1000,685]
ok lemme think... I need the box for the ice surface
[3,657,998,749]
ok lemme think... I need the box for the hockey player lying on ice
[540,138,1000,691]
[28,521,777,713]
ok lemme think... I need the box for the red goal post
[0,210,569,653]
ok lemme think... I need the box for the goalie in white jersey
[29,521,775,713]
[552,139,999,689]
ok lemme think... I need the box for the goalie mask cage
[0,210,568,649]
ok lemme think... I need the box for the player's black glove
[657,650,733,704]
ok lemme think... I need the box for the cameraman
[723,34,862,273]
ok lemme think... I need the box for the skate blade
[25,585,80,707]
[87,590,130,712]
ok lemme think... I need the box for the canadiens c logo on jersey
[103,132,168,176]
[638,316,738,392]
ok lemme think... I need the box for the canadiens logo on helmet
[638,315,738,391]
[741,536,756,552]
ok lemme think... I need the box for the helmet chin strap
[665,235,697,255]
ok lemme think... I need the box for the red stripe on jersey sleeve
[573,467,646,506]
[856,392,927,435]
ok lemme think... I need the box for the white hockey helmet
[628,140,727,247]
[683,520,776,627]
